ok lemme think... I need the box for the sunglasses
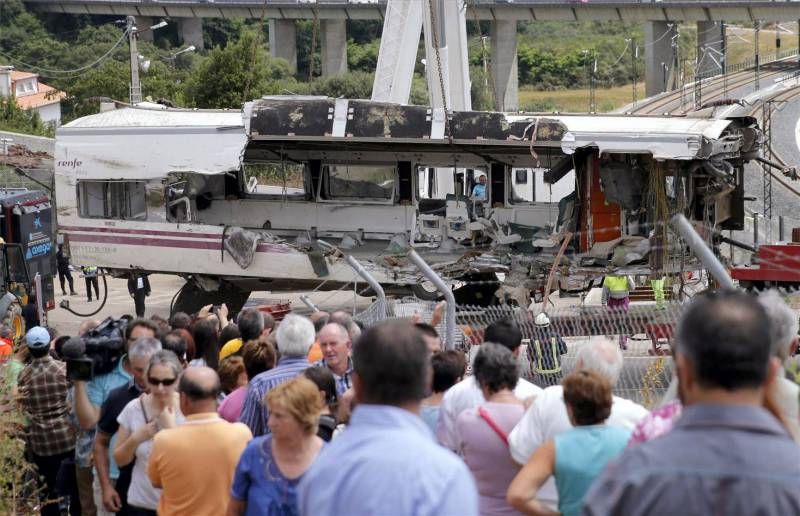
[148,377,177,387]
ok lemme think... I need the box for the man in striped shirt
[238,313,315,436]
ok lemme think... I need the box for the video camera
[63,317,128,381]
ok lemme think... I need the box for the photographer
[71,319,158,515]
[74,319,159,431]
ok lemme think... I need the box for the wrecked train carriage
[53,97,760,313]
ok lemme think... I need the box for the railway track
[630,58,799,116]
[748,85,800,198]
[630,54,800,198]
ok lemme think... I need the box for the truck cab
[0,189,56,336]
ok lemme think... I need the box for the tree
[183,31,293,108]
[57,60,129,119]
[347,39,380,73]
[0,97,54,137]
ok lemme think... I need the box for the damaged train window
[322,164,395,202]
[417,166,486,200]
[242,162,307,198]
[509,168,541,204]
[77,180,147,220]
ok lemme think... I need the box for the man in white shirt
[507,337,648,509]
[437,318,542,450]
[757,290,800,438]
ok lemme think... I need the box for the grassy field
[517,23,794,114]
[724,23,787,65]
[519,83,645,113]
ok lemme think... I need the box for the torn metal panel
[55,106,246,180]
[347,101,431,138]
[223,227,262,269]
[540,115,734,160]
[447,113,567,142]
[250,97,336,137]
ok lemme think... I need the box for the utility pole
[127,16,142,104]
[630,39,638,108]
[589,51,597,113]
[763,101,772,230]
[754,20,761,91]
[671,26,680,92]
[694,52,702,111]
[721,21,727,98]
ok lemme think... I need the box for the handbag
[477,406,509,446]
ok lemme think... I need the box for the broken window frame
[507,168,543,205]
[318,163,397,205]
[240,161,310,200]
[76,180,147,221]
[415,165,488,202]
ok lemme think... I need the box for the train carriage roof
[55,97,755,179]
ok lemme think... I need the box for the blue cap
[25,326,50,349]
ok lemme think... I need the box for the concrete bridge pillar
[177,18,204,50]
[269,19,297,73]
[321,19,348,76]
[644,20,678,97]
[697,21,725,78]
[490,19,518,112]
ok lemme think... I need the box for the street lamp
[127,17,167,104]
[168,45,196,65]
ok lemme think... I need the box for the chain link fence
[352,292,685,409]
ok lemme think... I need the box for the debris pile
[0,144,50,169]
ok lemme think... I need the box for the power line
[0,29,129,77]
[643,24,675,48]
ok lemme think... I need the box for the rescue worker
[56,244,77,296]
[127,271,151,318]
[601,274,636,350]
[81,265,99,302]
[529,312,568,387]
[650,275,667,310]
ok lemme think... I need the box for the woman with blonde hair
[228,376,325,516]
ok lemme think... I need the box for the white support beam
[371,0,423,104]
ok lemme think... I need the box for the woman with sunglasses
[114,350,185,516]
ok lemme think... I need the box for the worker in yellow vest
[602,274,635,350]
[529,312,568,387]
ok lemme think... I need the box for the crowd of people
[5,288,800,516]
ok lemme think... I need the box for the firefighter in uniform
[529,312,568,387]
[81,265,99,302]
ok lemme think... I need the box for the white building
[0,66,65,127]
